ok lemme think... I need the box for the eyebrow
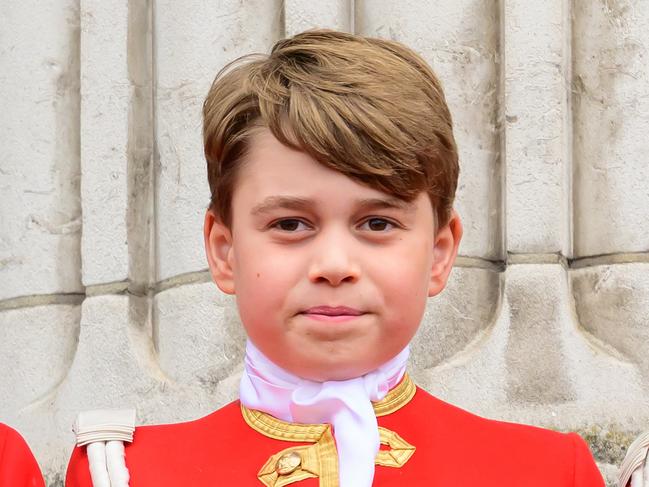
[251,196,312,216]
[250,195,416,216]
[356,197,416,213]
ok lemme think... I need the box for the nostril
[311,273,358,286]
[307,259,361,285]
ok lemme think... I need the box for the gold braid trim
[243,373,417,486]
[241,406,328,442]
[375,427,416,468]
[373,373,417,417]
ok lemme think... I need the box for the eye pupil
[368,218,388,231]
[279,219,300,231]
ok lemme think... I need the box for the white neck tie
[239,340,409,487]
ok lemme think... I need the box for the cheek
[371,239,432,333]
[377,242,432,297]
[233,241,302,305]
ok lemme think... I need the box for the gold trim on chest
[241,374,417,486]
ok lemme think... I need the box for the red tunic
[65,378,605,486]
[0,423,45,487]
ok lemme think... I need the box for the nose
[307,229,361,286]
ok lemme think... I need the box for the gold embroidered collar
[241,373,417,487]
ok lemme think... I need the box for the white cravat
[239,340,409,487]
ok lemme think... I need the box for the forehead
[235,128,402,203]
[231,128,435,226]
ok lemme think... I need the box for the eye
[360,217,397,232]
[270,218,311,232]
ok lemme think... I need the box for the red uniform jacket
[0,423,45,487]
[66,376,605,486]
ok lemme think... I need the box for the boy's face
[204,128,462,381]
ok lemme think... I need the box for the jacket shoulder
[0,423,45,487]
[65,400,242,487]
[393,387,605,486]
[411,386,582,447]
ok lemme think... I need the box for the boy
[65,30,605,486]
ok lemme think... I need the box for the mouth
[299,306,367,322]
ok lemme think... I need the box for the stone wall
[1,1,648,485]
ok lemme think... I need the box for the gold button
[275,451,301,475]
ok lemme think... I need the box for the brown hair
[203,29,458,230]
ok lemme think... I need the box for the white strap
[618,431,649,487]
[86,440,130,487]
[74,409,136,487]
[106,441,129,487]
[87,442,110,487]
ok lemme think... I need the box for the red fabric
[0,423,45,487]
[65,387,605,486]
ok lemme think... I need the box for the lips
[302,306,364,316]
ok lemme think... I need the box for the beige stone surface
[0,304,79,413]
[285,0,351,35]
[572,0,649,257]
[503,0,571,255]
[572,263,649,410]
[79,0,131,286]
[415,263,647,429]
[155,281,245,386]
[0,0,81,301]
[410,266,500,371]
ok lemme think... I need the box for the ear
[428,209,463,297]
[203,209,236,295]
